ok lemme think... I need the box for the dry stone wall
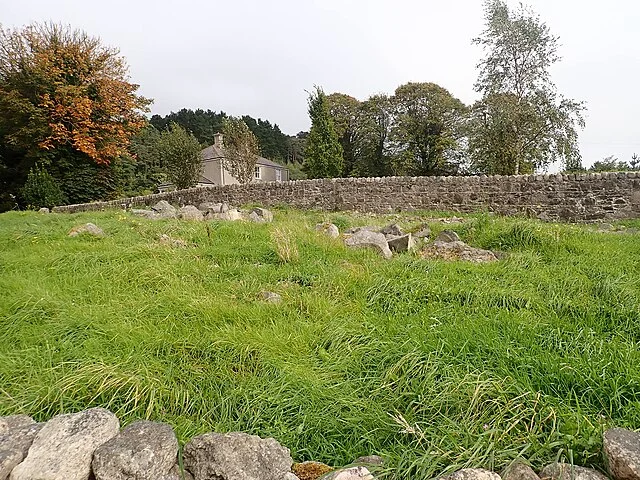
[53,172,640,222]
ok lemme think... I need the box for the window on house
[275,169,282,182]
[254,166,261,180]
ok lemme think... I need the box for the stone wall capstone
[52,172,640,222]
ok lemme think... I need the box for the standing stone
[249,208,274,223]
[539,463,608,480]
[502,461,539,480]
[315,223,340,239]
[92,421,178,480]
[9,408,119,480]
[178,205,204,221]
[0,417,34,436]
[344,231,393,259]
[68,223,105,237]
[435,230,461,243]
[438,469,501,480]
[603,428,640,480]
[320,466,374,480]
[387,234,416,253]
[0,423,43,480]
[183,432,292,480]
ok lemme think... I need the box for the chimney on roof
[213,133,224,148]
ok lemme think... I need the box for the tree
[303,87,343,179]
[469,0,585,174]
[21,164,66,208]
[0,22,150,209]
[391,82,467,176]
[352,94,394,177]
[588,155,640,172]
[326,93,360,176]
[221,117,260,184]
[155,123,202,190]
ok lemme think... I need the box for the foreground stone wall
[53,172,640,222]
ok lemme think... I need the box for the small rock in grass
[10,408,119,480]
[344,230,392,259]
[539,463,608,480]
[178,205,204,221]
[92,420,178,480]
[435,230,461,243]
[159,234,188,248]
[183,431,292,480]
[68,223,105,237]
[0,415,35,435]
[0,422,43,479]
[387,233,416,253]
[320,466,374,480]
[293,461,333,480]
[438,468,501,480]
[315,223,340,239]
[603,427,640,480]
[413,224,431,240]
[502,461,539,480]
[260,291,282,304]
[38,207,50,214]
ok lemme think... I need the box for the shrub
[21,165,66,209]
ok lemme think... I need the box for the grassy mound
[1,208,639,479]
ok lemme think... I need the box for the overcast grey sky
[3,0,639,168]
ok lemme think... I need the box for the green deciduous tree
[352,94,394,177]
[21,164,66,208]
[221,117,260,184]
[326,93,360,176]
[155,123,202,190]
[469,0,585,174]
[303,87,344,179]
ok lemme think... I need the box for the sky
[2,0,640,169]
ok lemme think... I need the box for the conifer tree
[303,87,343,179]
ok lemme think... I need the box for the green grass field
[1,208,639,479]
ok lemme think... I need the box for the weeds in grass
[271,227,299,263]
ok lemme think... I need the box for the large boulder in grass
[315,223,340,239]
[214,209,243,222]
[152,201,177,219]
[380,223,404,238]
[603,428,640,480]
[320,466,375,480]
[539,463,609,480]
[183,432,292,480]
[438,469,501,480]
[344,231,392,259]
[249,208,274,223]
[0,416,35,435]
[0,423,43,480]
[178,205,204,221]
[160,465,194,480]
[387,234,416,253]
[199,202,229,215]
[68,223,105,237]
[92,421,178,480]
[435,230,461,243]
[9,408,119,480]
[502,461,539,480]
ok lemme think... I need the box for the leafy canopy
[221,117,260,185]
[155,123,202,190]
[303,87,344,179]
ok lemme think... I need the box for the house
[158,133,289,192]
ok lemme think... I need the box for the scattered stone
[0,423,43,480]
[344,226,378,235]
[159,234,189,248]
[293,461,333,480]
[260,291,282,304]
[131,209,157,219]
[352,456,384,466]
[38,207,50,214]
[413,224,431,240]
[315,223,340,239]
[387,233,416,253]
[249,208,274,223]
[539,463,608,480]
[503,461,539,480]
[422,240,498,263]
[320,466,374,480]
[178,205,204,221]
[344,230,392,259]
[183,431,293,480]
[68,223,105,237]
[213,209,243,222]
[152,201,177,219]
[199,202,226,215]
[0,416,35,435]
[10,407,119,480]
[380,223,404,238]
[435,230,461,243]
[92,420,178,480]
[603,427,640,480]
[438,468,501,480]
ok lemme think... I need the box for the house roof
[201,144,287,169]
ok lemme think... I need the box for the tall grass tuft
[271,227,299,263]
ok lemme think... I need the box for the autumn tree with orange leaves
[0,22,151,209]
